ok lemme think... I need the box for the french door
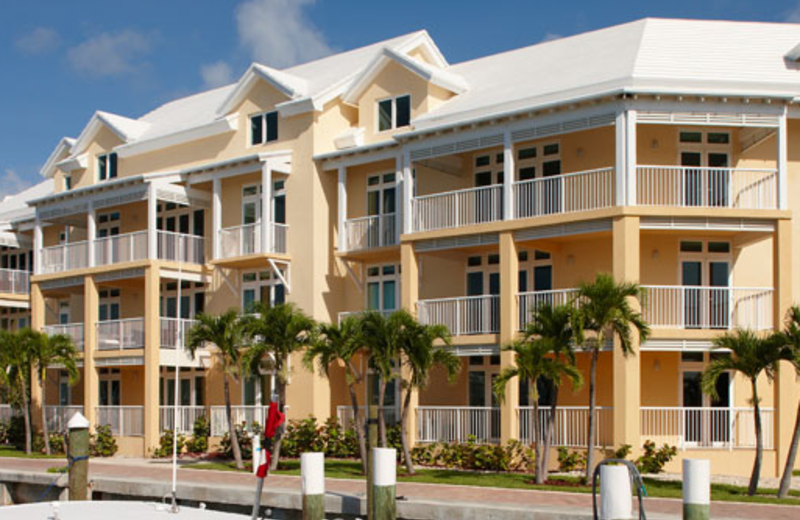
[681,150,729,207]
[681,365,730,446]
[681,259,729,329]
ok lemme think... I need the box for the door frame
[679,352,734,447]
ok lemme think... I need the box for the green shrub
[557,447,586,472]
[220,422,257,460]
[612,444,632,461]
[409,438,534,472]
[91,424,118,457]
[0,420,9,444]
[185,415,210,454]
[48,433,65,454]
[323,417,359,459]
[280,417,326,457]
[152,429,187,458]
[8,416,25,450]
[635,440,677,474]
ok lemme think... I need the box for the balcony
[417,295,500,336]
[518,406,613,448]
[416,406,500,444]
[160,317,198,349]
[94,231,148,266]
[41,241,89,274]
[157,231,205,264]
[514,167,615,220]
[640,407,773,450]
[44,405,83,433]
[0,269,30,294]
[336,405,400,429]
[209,405,271,436]
[160,405,206,434]
[517,288,579,330]
[42,323,84,351]
[342,214,397,252]
[412,185,502,233]
[642,286,773,331]
[96,405,144,436]
[637,166,777,210]
[218,222,288,259]
[97,318,145,351]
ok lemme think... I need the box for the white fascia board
[71,111,150,156]
[276,97,319,117]
[216,64,306,117]
[394,30,449,68]
[0,299,29,310]
[0,231,30,248]
[40,137,75,178]
[334,127,365,150]
[115,113,239,158]
[56,153,88,172]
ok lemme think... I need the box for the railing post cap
[68,411,90,430]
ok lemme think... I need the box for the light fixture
[652,249,659,259]
[651,139,659,150]
[653,358,661,372]
[567,254,575,265]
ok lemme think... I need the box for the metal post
[67,412,90,501]
[372,448,397,520]
[301,452,325,520]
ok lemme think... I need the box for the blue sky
[0,0,798,197]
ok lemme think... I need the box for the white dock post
[600,465,632,520]
[301,452,325,520]
[683,459,710,520]
[372,448,397,520]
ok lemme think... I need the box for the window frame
[365,263,400,312]
[376,94,411,133]
[97,152,118,182]
[515,141,561,181]
[249,110,279,146]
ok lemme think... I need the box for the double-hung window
[250,111,279,145]
[97,152,118,181]
[377,95,411,132]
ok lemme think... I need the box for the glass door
[708,261,730,329]
[366,174,396,247]
[682,370,703,445]
[682,261,703,329]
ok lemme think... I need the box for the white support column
[625,109,637,206]
[338,165,347,251]
[33,215,42,275]
[778,106,788,210]
[87,202,96,267]
[261,161,273,253]
[212,178,222,260]
[395,155,403,243]
[147,184,157,260]
[402,148,413,234]
[614,109,627,206]
[503,129,514,220]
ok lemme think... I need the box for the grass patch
[183,458,800,506]
[0,445,63,459]
[794,470,800,477]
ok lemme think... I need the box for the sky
[1,0,799,199]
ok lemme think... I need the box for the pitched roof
[0,179,54,224]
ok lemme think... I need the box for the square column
[611,216,641,452]
[147,184,157,260]
[778,108,788,210]
[337,166,347,251]
[212,178,222,260]
[499,231,519,443]
[502,130,515,220]
[143,266,161,452]
[29,283,45,430]
[395,155,403,243]
[261,161,273,253]
[83,276,99,430]
[33,216,42,275]
[400,242,420,448]
[401,149,413,235]
[87,202,96,267]
[773,218,794,472]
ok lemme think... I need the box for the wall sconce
[576,147,584,158]
[651,139,659,150]
[653,358,661,372]
[652,249,659,259]
[567,254,575,265]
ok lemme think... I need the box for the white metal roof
[0,179,54,224]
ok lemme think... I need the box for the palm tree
[30,331,80,454]
[0,330,35,454]
[576,273,649,483]
[777,306,800,498]
[394,309,459,474]
[304,316,369,474]
[186,310,248,470]
[359,311,401,447]
[703,330,784,496]
[242,302,316,470]
[519,303,582,479]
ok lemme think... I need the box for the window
[366,264,399,312]
[250,111,279,145]
[64,175,72,191]
[97,211,120,238]
[515,142,561,181]
[377,95,411,132]
[97,153,118,181]
[242,269,286,312]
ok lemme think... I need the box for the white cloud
[235,0,333,68]
[66,29,153,78]
[201,61,234,88]
[0,170,33,201]
[541,33,563,43]
[15,27,60,55]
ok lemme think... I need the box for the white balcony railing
[218,222,288,259]
[41,241,89,274]
[44,405,84,433]
[636,166,778,210]
[0,404,17,423]
[42,323,84,351]
[343,214,397,252]
[416,406,501,444]
[160,406,206,434]
[514,167,615,220]
[210,405,269,436]
[412,185,502,233]
[337,309,394,324]
[336,405,400,429]
[97,318,145,351]
[94,231,148,266]
[642,286,773,330]
[640,407,774,450]
[517,289,580,330]
[96,406,144,436]
[417,295,500,336]
[518,406,613,448]
[160,318,198,349]
[0,269,30,294]
[157,231,205,264]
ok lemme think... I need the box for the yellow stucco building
[2,18,800,477]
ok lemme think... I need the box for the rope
[34,455,87,503]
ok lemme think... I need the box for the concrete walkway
[1,457,798,519]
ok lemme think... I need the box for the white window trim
[465,253,500,295]
[242,268,286,309]
[366,173,397,216]
[376,94,411,133]
[472,151,504,186]
[365,263,399,312]
[677,238,733,287]
[97,152,117,182]
[677,128,731,166]
[515,140,561,181]
[249,110,279,147]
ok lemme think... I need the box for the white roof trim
[216,63,308,117]
[785,42,800,62]
[71,111,151,156]
[40,137,75,179]
[0,231,30,249]
[342,47,468,105]
[115,113,239,158]
[393,30,449,68]
[56,153,88,173]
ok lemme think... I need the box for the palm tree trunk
[269,376,287,471]
[18,374,31,454]
[40,377,51,455]
[533,387,544,484]
[748,380,762,496]
[378,376,387,447]
[224,374,244,470]
[400,386,414,475]
[585,347,599,484]
[349,382,368,475]
[778,398,800,498]
[542,385,560,483]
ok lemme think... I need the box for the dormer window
[377,94,411,132]
[64,175,72,191]
[251,111,279,146]
[97,153,118,181]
